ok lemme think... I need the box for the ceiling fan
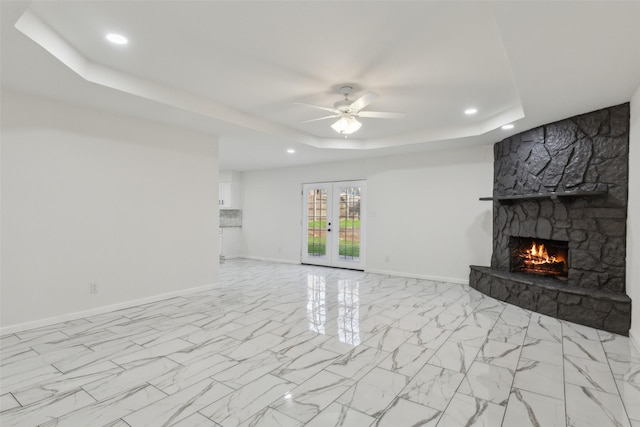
[296,86,406,136]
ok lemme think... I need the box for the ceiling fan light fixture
[331,115,361,135]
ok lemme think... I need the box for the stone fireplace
[470,103,632,335]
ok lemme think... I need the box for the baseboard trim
[0,282,219,336]
[240,255,301,265]
[365,268,469,285]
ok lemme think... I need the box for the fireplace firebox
[509,237,568,278]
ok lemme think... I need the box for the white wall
[629,86,640,350]
[240,145,494,282]
[1,92,219,330]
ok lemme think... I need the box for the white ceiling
[2,1,639,171]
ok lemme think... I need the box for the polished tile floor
[1,259,639,426]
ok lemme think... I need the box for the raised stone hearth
[470,266,630,334]
[470,103,632,335]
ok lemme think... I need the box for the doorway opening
[302,180,366,270]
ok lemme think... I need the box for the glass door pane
[302,184,333,266]
[337,185,361,262]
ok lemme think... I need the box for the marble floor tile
[271,370,354,423]
[123,379,233,426]
[393,312,433,332]
[607,352,640,383]
[271,347,340,385]
[429,312,465,331]
[564,354,618,394]
[304,402,374,427]
[458,361,514,406]
[167,335,242,365]
[0,259,637,427]
[502,388,565,427]
[520,337,563,366]
[1,388,96,427]
[617,379,640,423]
[513,358,564,400]
[600,332,640,358]
[111,337,193,366]
[406,324,453,349]
[377,342,435,378]
[429,340,480,373]
[372,397,441,427]
[526,313,562,343]
[223,332,286,360]
[565,383,631,427]
[11,360,122,406]
[200,374,293,427]
[271,331,331,359]
[53,340,144,373]
[325,345,389,381]
[563,335,608,363]
[150,353,237,394]
[83,357,180,401]
[39,384,166,427]
[361,326,413,352]
[337,367,407,418]
[563,320,601,341]
[238,407,302,427]
[447,324,491,347]
[399,363,465,410]
[476,339,521,370]
[1,364,62,395]
[460,305,502,330]
[173,412,220,427]
[437,392,506,427]
[0,344,92,380]
[487,319,527,346]
[186,322,245,344]
[212,350,286,389]
[1,392,20,412]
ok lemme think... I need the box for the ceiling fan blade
[299,114,340,123]
[357,111,406,119]
[294,102,339,114]
[349,91,381,112]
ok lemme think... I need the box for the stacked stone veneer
[470,103,631,335]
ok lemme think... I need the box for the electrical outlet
[89,282,98,294]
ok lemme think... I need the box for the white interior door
[302,180,366,270]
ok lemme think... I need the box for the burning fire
[521,242,566,269]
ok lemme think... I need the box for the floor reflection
[306,274,326,334]
[338,279,361,345]
[306,274,361,346]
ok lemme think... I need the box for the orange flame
[522,243,565,266]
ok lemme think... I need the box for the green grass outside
[307,219,361,228]
[308,239,360,257]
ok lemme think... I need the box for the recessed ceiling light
[287,149,295,154]
[502,124,515,130]
[464,108,478,115]
[106,33,128,45]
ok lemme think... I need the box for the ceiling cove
[14,3,524,151]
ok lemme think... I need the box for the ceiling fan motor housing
[334,99,352,112]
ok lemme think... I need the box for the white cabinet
[219,171,243,209]
[219,182,231,208]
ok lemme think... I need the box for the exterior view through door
[302,180,366,270]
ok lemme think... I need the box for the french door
[302,180,366,270]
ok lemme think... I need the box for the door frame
[301,180,366,270]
